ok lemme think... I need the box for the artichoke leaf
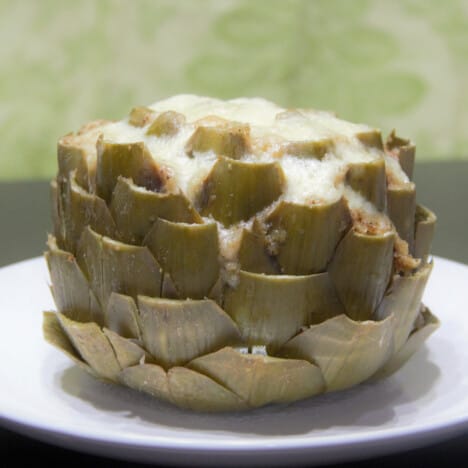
[198,156,284,226]
[103,328,146,369]
[144,218,219,299]
[119,364,171,402]
[282,138,333,159]
[346,159,386,212]
[46,235,102,325]
[121,360,248,413]
[304,272,346,325]
[376,262,433,352]
[274,110,333,158]
[374,306,439,379]
[137,296,241,368]
[78,227,162,309]
[57,137,89,189]
[57,313,121,381]
[188,347,325,407]
[385,130,415,180]
[387,183,416,249]
[110,177,201,245]
[50,180,64,247]
[168,367,248,412]
[96,138,165,202]
[207,276,224,304]
[414,205,436,263]
[106,292,141,340]
[146,111,186,137]
[238,226,280,274]
[185,123,250,159]
[329,228,395,321]
[224,270,344,349]
[277,314,394,392]
[61,172,119,252]
[223,271,313,349]
[266,198,350,275]
[161,272,179,299]
[355,129,384,150]
[43,311,97,377]
[128,106,156,127]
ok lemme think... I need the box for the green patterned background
[1,0,467,180]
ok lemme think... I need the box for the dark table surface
[1,161,467,467]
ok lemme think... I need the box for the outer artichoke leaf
[188,347,325,407]
[57,313,121,381]
[414,205,436,263]
[185,123,250,159]
[103,328,146,369]
[374,306,439,379]
[106,292,141,340]
[305,272,346,324]
[146,111,186,137]
[78,227,162,309]
[198,156,284,226]
[277,314,394,392]
[144,218,219,299]
[168,367,248,412]
[128,106,156,127]
[42,311,97,377]
[387,183,416,249]
[57,137,89,189]
[376,262,433,352]
[46,235,102,325]
[224,271,312,349]
[110,177,201,245]
[118,364,171,402]
[137,296,241,368]
[238,226,280,274]
[224,270,344,349]
[50,180,64,247]
[266,198,350,275]
[355,129,384,150]
[96,138,165,202]
[346,159,387,212]
[329,229,395,321]
[62,172,119,252]
[385,130,415,180]
[161,272,179,299]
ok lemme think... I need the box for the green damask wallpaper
[1,0,467,179]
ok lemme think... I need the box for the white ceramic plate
[0,256,467,466]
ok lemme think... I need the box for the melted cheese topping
[102,94,408,206]
[96,94,411,260]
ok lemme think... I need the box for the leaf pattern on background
[401,0,468,152]
[0,0,467,179]
[187,1,426,120]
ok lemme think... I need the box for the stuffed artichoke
[44,95,438,412]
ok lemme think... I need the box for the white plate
[0,256,467,466]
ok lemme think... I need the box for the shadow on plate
[56,346,441,436]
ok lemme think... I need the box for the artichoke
[44,95,439,412]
